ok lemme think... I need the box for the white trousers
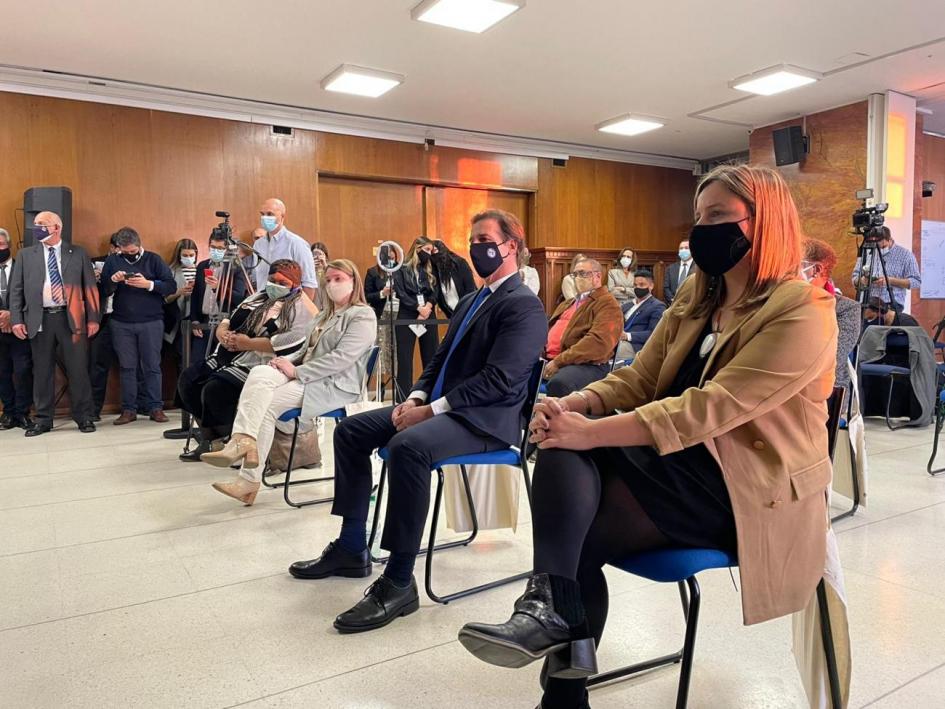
[232,365,305,483]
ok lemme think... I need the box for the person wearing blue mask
[187,232,249,367]
[663,238,696,304]
[255,198,318,301]
[851,227,921,313]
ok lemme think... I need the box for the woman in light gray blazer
[204,259,378,505]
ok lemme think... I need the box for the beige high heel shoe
[200,433,259,469]
[211,478,260,506]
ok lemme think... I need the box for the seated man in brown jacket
[543,258,622,397]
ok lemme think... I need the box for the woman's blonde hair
[320,258,367,319]
[676,164,803,317]
[405,236,437,288]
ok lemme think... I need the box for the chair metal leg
[816,579,843,709]
[884,374,912,431]
[929,406,945,476]
[588,577,699,702]
[424,464,531,604]
[367,462,478,565]
[261,418,334,507]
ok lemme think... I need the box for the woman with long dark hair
[164,237,198,357]
[391,236,439,401]
[176,259,318,457]
[431,239,476,317]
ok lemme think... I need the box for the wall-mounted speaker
[772,126,807,167]
[23,186,73,246]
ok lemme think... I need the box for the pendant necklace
[699,309,723,359]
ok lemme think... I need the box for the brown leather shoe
[149,409,169,423]
[113,410,137,425]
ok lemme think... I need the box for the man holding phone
[100,227,176,425]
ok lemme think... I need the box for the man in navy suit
[290,209,547,634]
[616,270,666,361]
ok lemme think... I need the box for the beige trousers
[232,365,305,483]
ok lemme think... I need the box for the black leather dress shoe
[77,420,96,433]
[25,423,53,438]
[179,439,211,462]
[458,574,597,678]
[19,415,34,430]
[333,576,419,634]
[289,541,371,580]
[0,414,15,430]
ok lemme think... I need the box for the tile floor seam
[857,658,945,708]
[0,508,292,559]
[0,480,228,512]
[221,638,459,708]
[833,500,945,535]
[0,570,288,634]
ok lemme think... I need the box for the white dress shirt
[409,271,517,414]
[0,258,11,309]
[253,227,318,291]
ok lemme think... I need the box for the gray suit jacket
[9,241,101,338]
[295,304,378,420]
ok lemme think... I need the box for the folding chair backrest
[825,385,845,461]
[518,360,546,449]
[886,331,910,351]
[363,345,381,389]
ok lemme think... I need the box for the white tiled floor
[1,414,943,708]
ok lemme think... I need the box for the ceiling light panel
[729,64,822,96]
[321,64,404,98]
[411,0,525,33]
[596,114,665,137]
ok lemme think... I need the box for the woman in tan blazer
[459,165,839,709]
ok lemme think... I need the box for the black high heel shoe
[458,574,597,679]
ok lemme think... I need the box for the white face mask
[619,256,632,268]
[326,279,354,304]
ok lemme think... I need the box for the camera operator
[100,227,176,424]
[864,297,919,328]
[851,226,920,313]
[189,233,249,364]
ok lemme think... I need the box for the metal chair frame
[929,388,945,477]
[367,360,545,605]
[262,346,381,508]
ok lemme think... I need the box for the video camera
[851,189,888,242]
[211,210,233,242]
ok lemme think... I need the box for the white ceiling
[2,0,945,160]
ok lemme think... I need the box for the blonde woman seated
[204,259,378,505]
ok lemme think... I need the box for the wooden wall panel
[317,133,538,191]
[914,129,945,332]
[749,102,868,295]
[317,177,425,279]
[532,157,695,251]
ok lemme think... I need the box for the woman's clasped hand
[528,397,596,451]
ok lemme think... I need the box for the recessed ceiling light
[596,114,665,137]
[729,64,822,96]
[320,64,404,98]
[411,0,525,33]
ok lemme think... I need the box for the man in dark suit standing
[616,269,666,361]
[289,209,547,634]
[0,228,34,429]
[662,238,695,304]
[8,211,100,436]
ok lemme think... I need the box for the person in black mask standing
[391,236,439,402]
[459,166,840,709]
[431,239,476,318]
[288,209,547,635]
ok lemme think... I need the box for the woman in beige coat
[459,165,838,709]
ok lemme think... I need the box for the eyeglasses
[572,270,599,279]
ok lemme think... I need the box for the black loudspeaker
[23,186,73,246]
[772,126,807,167]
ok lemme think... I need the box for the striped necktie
[47,247,66,305]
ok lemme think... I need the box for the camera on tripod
[851,189,888,242]
[211,210,233,242]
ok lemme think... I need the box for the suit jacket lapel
[450,274,517,349]
[60,245,73,276]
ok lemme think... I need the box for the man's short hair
[109,232,121,248]
[471,209,526,265]
[865,297,887,314]
[0,227,9,245]
[575,257,603,274]
[879,226,892,242]
[112,227,140,247]
[634,269,654,282]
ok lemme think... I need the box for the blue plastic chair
[588,387,846,708]
[367,359,545,604]
[859,331,913,430]
[262,346,380,508]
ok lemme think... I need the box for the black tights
[531,448,670,709]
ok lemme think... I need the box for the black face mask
[688,218,751,277]
[123,250,142,264]
[633,287,650,299]
[469,240,509,279]
[418,251,431,265]
[0,248,10,263]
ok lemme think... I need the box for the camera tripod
[853,237,901,328]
